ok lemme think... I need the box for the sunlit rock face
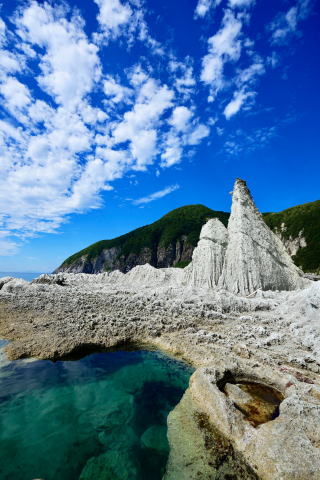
[219,179,307,295]
[190,218,228,289]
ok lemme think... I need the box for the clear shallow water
[0,344,193,480]
[0,272,44,281]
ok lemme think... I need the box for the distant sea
[0,272,45,282]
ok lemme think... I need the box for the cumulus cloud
[111,78,174,168]
[94,0,132,38]
[132,184,180,205]
[16,2,101,108]
[223,61,264,117]
[0,1,212,256]
[94,0,164,55]
[1,76,31,110]
[103,75,133,104]
[161,117,210,167]
[169,106,193,132]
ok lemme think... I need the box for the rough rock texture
[189,218,228,288]
[219,179,308,295]
[1,180,319,479]
[0,273,320,478]
[179,361,320,480]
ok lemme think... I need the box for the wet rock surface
[223,382,283,427]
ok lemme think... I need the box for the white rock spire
[219,179,307,295]
[189,218,228,288]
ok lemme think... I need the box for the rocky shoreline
[0,271,319,479]
[1,179,319,479]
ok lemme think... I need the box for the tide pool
[0,345,194,480]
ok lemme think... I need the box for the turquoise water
[0,342,193,480]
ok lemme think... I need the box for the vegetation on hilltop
[59,200,319,274]
[61,205,229,267]
[264,200,320,273]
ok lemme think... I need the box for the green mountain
[55,200,320,275]
[264,200,320,273]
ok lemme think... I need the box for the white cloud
[169,106,193,132]
[0,1,214,256]
[222,60,265,116]
[169,60,196,98]
[0,235,19,256]
[160,133,183,168]
[112,78,174,168]
[269,0,312,45]
[201,10,242,98]
[228,0,255,8]
[132,184,180,205]
[185,124,210,145]
[224,90,250,118]
[195,0,221,18]
[0,50,21,73]
[161,118,210,167]
[94,0,164,55]
[195,0,254,15]
[237,61,265,86]
[223,125,277,156]
[1,76,31,110]
[94,0,132,38]
[103,75,133,104]
[16,2,101,108]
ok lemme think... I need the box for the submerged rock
[219,179,308,295]
[140,425,168,453]
[79,450,139,480]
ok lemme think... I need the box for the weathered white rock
[112,263,185,288]
[219,179,308,295]
[187,363,320,480]
[1,278,29,293]
[189,218,228,289]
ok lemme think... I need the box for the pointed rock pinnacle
[218,178,307,295]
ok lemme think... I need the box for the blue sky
[0,0,319,272]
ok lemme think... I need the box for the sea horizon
[0,272,46,282]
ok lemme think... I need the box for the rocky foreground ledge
[0,272,320,479]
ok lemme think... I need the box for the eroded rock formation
[189,218,228,289]
[219,179,308,295]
